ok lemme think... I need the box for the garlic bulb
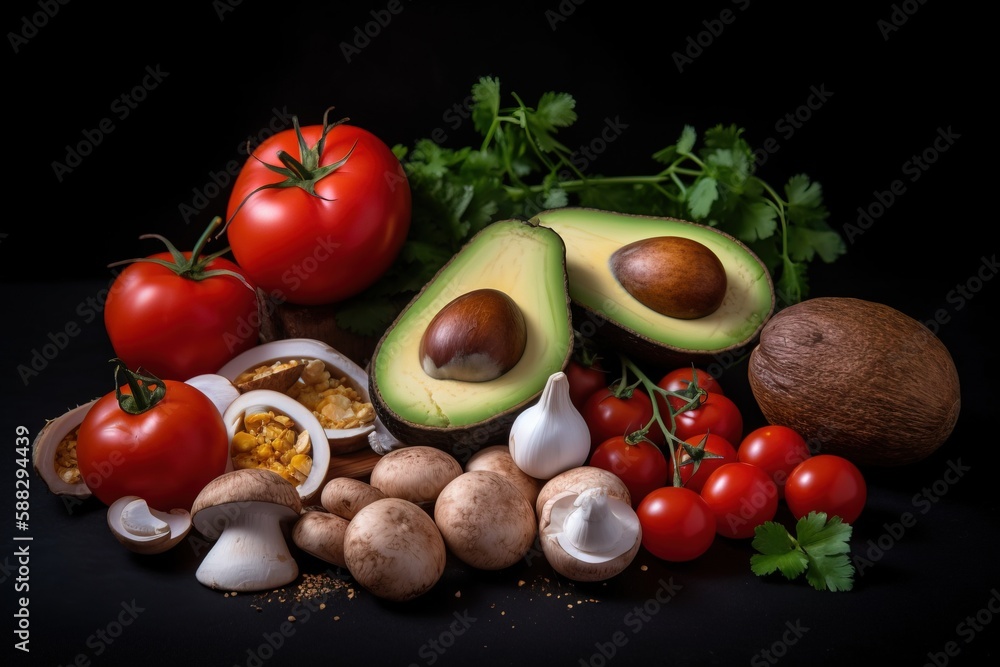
[508,371,590,480]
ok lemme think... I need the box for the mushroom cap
[191,468,303,539]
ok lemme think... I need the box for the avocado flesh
[371,219,572,430]
[535,208,774,357]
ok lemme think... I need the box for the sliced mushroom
[190,468,303,592]
[107,496,192,555]
[539,486,641,582]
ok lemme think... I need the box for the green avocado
[369,218,573,458]
[534,208,775,366]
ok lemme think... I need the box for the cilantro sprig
[751,511,855,592]
[335,76,845,337]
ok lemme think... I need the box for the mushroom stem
[195,504,299,592]
[564,488,624,553]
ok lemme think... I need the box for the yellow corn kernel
[289,454,312,482]
[231,431,257,453]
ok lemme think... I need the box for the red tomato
[636,486,716,562]
[565,358,610,413]
[76,361,230,511]
[667,433,738,493]
[589,435,669,508]
[784,455,867,525]
[737,425,812,499]
[656,366,725,413]
[699,462,779,539]
[104,217,259,381]
[582,385,663,453]
[672,392,743,447]
[225,112,411,305]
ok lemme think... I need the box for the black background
[3,1,996,666]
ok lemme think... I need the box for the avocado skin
[368,218,573,462]
[536,208,775,368]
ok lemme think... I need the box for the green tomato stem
[111,358,166,415]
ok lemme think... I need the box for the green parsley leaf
[750,511,855,592]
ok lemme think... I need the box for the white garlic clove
[562,488,625,554]
[508,371,591,480]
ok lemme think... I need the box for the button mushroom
[539,486,642,582]
[190,468,303,592]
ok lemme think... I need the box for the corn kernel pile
[231,411,312,487]
[54,426,82,484]
[237,358,376,430]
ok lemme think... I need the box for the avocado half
[535,207,775,367]
[369,218,573,458]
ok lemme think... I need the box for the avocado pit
[419,288,527,382]
[610,236,727,319]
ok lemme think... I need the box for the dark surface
[3,2,996,666]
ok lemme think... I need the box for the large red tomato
[224,111,411,305]
[76,361,230,512]
[104,217,259,381]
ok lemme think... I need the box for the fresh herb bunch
[751,511,855,592]
[336,76,845,337]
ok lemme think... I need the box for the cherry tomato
[104,217,260,381]
[225,111,411,305]
[582,385,663,453]
[699,462,779,539]
[76,361,231,512]
[673,392,743,447]
[667,433,738,493]
[589,435,669,508]
[636,486,716,562]
[784,454,867,524]
[565,358,610,413]
[737,424,812,499]
[656,366,725,413]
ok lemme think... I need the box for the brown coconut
[747,297,960,467]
